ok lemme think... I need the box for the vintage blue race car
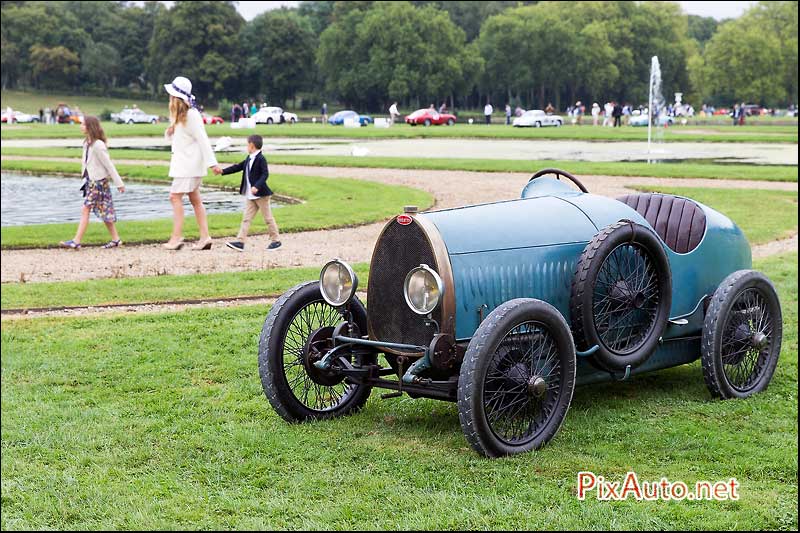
[258,169,783,457]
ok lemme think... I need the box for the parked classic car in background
[201,113,224,125]
[111,108,159,124]
[405,108,457,126]
[513,109,564,127]
[629,112,675,127]
[1,109,39,123]
[258,169,783,457]
[328,109,373,126]
[252,105,298,124]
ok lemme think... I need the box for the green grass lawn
[1,253,796,529]
[2,121,797,143]
[0,264,367,311]
[0,163,432,249]
[2,186,796,311]
[3,146,797,182]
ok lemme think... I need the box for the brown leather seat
[617,193,707,254]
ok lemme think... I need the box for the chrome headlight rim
[319,258,358,307]
[403,264,444,316]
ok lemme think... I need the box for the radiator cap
[403,205,419,214]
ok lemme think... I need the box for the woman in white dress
[162,76,221,250]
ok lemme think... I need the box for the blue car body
[328,110,373,126]
[381,177,750,384]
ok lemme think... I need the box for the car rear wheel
[127,119,134,125]
[458,298,576,457]
[534,121,541,127]
[267,118,273,125]
[570,220,671,373]
[290,118,297,124]
[150,119,157,124]
[258,281,374,422]
[424,119,432,127]
[555,120,562,127]
[701,270,782,399]
[447,118,455,126]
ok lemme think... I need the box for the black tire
[150,118,157,124]
[534,121,541,127]
[457,298,576,457]
[424,119,431,127]
[447,118,455,126]
[555,120,562,127]
[127,119,134,125]
[701,270,782,399]
[267,117,273,125]
[570,220,671,372]
[258,281,373,422]
[290,117,297,124]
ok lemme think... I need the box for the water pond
[0,173,278,226]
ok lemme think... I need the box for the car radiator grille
[368,218,441,353]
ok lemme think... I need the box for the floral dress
[83,178,117,223]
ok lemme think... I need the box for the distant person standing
[731,104,740,126]
[545,102,554,115]
[574,101,583,125]
[738,101,746,125]
[38,108,43,122]
[602,101,613,127]
[505,103,512,125]
[242,101,249,118]
[439,101,447,114]
[389,101,399,123]
[484,102,493,125]
[321,102,328,124]
[250,102,258,117]
[612,102,622,127]
[591,103,601,126]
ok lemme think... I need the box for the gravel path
[2,164,797,284]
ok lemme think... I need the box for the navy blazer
[221,151,272,197]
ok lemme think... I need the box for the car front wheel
[423,119,431,127]
[267,118,273,125]
[458,298,576,457]
[534,121,541,127]
[447,118,455,126]
[127,119,134,125]
[259,281,374,422]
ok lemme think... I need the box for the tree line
[1,1,797,111]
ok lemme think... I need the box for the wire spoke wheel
[458,299,576,457]
[592,243,660,355]
[259,281,372,422]
[282,301,356,412]
[483,321,562,446]
[719,288,774,392]
[701,270,782,399]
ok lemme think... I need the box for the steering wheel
[528,168,589,193]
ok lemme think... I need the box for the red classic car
[405,109,457,126]
[201,113,224,125]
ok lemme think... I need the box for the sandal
[102,240,122,249]
[59,239,81,250]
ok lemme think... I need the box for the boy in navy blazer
[215,134,281,251]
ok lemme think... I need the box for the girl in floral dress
[59,116,125,249]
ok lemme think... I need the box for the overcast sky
[227,1,757,21]
[154,1,757,21]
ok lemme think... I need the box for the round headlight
[320,259,357,307]
[404,264,444,316]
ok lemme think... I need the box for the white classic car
[1,110,40,123]
[513,109,563,127]
[629,111,674,127]
[251,106,298,124]
[111,108,160,124]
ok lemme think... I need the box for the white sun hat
[164,76,195,104]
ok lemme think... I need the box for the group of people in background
[590,101,624,127]
[231,101,260,123]
[60,76,281,253]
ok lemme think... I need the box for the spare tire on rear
[570,220,671,372]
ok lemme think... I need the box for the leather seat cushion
[616,193,707,254]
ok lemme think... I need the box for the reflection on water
[0,173,279,227]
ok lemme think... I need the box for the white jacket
[165,108,218,178]
[81,140,124,188]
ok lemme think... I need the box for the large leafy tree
[239,9,317,106]
[146,1,244,102]
[317,1,481,111]
[699,1,797,106]
[29,45,80,90]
